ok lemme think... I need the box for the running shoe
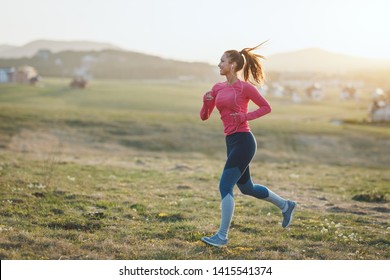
[282,200,296,228]
[201,234,228,247]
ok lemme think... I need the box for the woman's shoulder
[241,80,258,89]
[211,82,227,92]
[241,80,260,95]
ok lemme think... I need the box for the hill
[0,49,218,81]
[265,48,390,73]
[0,39,122,58]
[0,44,16,53]
[1,40,390,80]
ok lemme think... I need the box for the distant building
[0,66,40,85]
[369,88,390,122]
[270,83,285,97]
[81,55,97,67]
[0,67,15,83]
[13,65,40,85]
[340,84,359,101]
[70,76,88,88]
[305,83,323,100]
[370,105,390,122]
[35,49,52,61]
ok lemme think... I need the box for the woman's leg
[237,166,296,228]
[202,132,296,247]
[237,167,286,209]
[202,133,256,246]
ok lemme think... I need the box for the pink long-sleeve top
[200,80,271,135]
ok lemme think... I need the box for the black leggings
[219,132,269,199]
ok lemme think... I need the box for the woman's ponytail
[239,41,267,85]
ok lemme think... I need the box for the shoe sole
[283,202,296,228]
[201,237,227,247]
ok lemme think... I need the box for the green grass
[0,78,389,259]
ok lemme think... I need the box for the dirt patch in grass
[352,193,388,203]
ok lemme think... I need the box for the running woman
[200,43,296,247]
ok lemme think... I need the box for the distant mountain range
[0,40,389,77]
[0,40,217,81]
[264,47,390,73]
[0,40,122,58]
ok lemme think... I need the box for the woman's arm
[200,91,216,121]
[245,84,271,120]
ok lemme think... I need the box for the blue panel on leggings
[219,167,241,198]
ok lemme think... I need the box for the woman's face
[218,53,235,76]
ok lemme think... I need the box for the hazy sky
[1,0,389,63]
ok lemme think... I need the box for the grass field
[0,78,389,260]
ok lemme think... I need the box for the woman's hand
[203,91,214,101]
[230,112,247,124]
